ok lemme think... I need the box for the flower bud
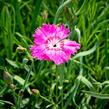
[16,45,26,53]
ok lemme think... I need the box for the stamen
[53,44,56,47]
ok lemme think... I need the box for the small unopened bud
[74,26,81,43]
[22,58,28,64]
[31,89,40,96]
[16,45,26,53]
[3,71,13,84]
[41,10,48,20]
[10,84,16,89]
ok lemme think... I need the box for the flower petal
[46,50,70,65]
[41,24,57,38]
[30,45,50,60]
[55,24,70,39]
[33,29,47,45]
[62,40,80,55]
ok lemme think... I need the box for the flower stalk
[53,0,72,24]
[75,26,83,75]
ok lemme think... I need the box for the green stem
[16,66,32,109]
[40,95,54,104]
[56,66,58,106]
[22,66,32,90]
[16,95,22,109]
[75,27,83,75]
[53,0,72,24]
[60,72,64,108]
[56,65,64,109]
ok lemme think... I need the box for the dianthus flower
[30,24,80,65]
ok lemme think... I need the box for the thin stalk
[53,0,72,24]
[16,95,22,109]
[75,27,83,75]
[40,95,54,104]
[55,67,58,106]
[56,65,64,109]
[22,66,32,90]
[59,69,64,108]
[16,65,32,109]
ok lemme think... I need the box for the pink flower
[30,24,80,65]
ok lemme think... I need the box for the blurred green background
[0,0,109,109]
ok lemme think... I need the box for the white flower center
[46,37,63,50]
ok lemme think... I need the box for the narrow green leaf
[0,86,7,95]
[31,0,43,31]
[13,75,25,86]
[13,75,32,94]
[6,58,19,68]
[54,0,72,23]
[77,75,94,91]
[76,0,88,15]
[101,81,109,86]
[72,44,97,60]
[82,90,109,99]
[104,66,109,70]
[14,1,25,35]
[0,100,13,105]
